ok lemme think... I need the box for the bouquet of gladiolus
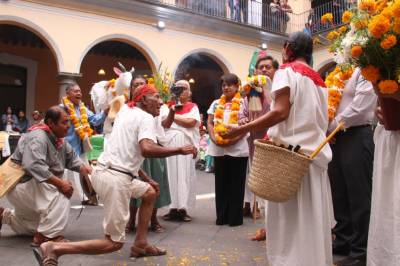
[147,63,173,102]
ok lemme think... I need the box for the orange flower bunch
[325,66,353,121]
[63,97,93,140]
[359,0,377,14]
[213,92,241,145]
[321,13,333,24]
[342,11,353,23]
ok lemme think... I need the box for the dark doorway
[0,63,27,115]
[175,53,226,123]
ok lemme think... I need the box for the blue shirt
[62,104,106,156]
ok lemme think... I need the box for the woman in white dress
[367,92,400,266]
[161,80,200,222]
[225,31,334,266]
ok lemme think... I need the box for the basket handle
[310,122,345,159]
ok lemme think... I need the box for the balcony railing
[141,0,351,35]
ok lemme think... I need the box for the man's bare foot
[41,241,59,260]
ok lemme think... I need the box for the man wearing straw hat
[328,68,376,266]
[32,84,197,265]
[226,32,334,266]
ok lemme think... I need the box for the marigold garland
[213,92,241,145]
[63,97,93,140]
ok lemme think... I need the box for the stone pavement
[0,170,267,266]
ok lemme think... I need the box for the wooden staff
[310,122,345,159]
[252,194,257,223]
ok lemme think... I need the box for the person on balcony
[270,0,281,32]
[32,85,197,265]
[0,106,90,247]
[1,106,18,132]
[225,31,334,266]
[280,0,292,33]
[161,80,201,222]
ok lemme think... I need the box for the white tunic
[161,103,200,210]
[367,125,400,266]
[265,64,334,266]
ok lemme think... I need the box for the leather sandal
[130,245,167,258]
[31,233,68,247]
[33,247,59,266]
[150,223,165,233]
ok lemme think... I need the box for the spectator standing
[270,0,281,32]
[280,0,293,33]
[31,110,43,126]
[16,110,29,133]
[1,106,18,132]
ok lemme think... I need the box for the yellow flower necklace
[213,92,241,145]
[62,97,93,140]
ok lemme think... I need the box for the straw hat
[108,95,126,120]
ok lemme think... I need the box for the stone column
[58,72,82,100]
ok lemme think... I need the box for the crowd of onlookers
[1,106,43,133]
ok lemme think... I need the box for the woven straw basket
[249,139,312,202]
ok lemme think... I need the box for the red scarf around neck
[28,124,64,149]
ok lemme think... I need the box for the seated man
[0,106,91,247]
[33,85,197,265]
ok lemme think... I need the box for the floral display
[213,92,241,145]
[62,97,93,140]
[147,63,173,102]
[322,0,400,95]
[241,75,269,112]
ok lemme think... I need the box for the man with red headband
[33,85,197,265]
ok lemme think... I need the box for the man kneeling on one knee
[0,106,91,247]
[32,84,197,265]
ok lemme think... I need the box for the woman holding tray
[225,31,334,266]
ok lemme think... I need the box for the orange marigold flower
[376,0,389,12]
[378,80,399,94]
[380,6,392,18]
[327,31,340,41]
[392,1,400,17]
[393,19,400,34]
[361,65,381,84]
[368,15,390,38]
[214,108,224,119]
[351,45,363,57]
[354,19,368,29]
[342,11,353,23]
[359,0,377,14]
[380,34,397,49]
[321,13,334,24]
[338,26,348,34]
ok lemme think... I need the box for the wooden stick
[252,195,257,223]
[310,122,345,159]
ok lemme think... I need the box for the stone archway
[174,51,229,121]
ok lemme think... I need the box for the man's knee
[141,186,156,203]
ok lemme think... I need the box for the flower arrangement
[323,0,400,95]
[213,92,241,145]
[147,63,173,102]
[241,75,269,112]
[62,97,93,140]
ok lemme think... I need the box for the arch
[77,34,158,74]
[175,48,232,75]
[315,58,335,74]
[0,15,64,71]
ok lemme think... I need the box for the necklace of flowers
[213,92,241,145]
[325,65,353,122]
[62,97,93,140]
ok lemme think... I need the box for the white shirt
[268,65,332,169]
[206,99,249,157]
[328,68,377,132]
[98,105,156,176]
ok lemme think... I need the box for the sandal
[251,229,266,241]
[178,209,192,222]
[33,247,59,266]
[150,223,165,233]
[130,245,167,258]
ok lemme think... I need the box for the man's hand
[58,180,74,199]
[79,164,92,176]
[223,124,242,139]
[148,179,160,196]
[179,145,198,159]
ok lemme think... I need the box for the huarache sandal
[150,223,165,233]
[130,245,167,258]
[33,247,58,266]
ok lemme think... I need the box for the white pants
[3,178,70,238]
[64,153,87,201]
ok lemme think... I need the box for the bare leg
[133,187,156,247]
[150,208,158,226]
[40,235,123,260]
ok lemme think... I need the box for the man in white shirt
[33,85,197,265]
[328,68,377,266]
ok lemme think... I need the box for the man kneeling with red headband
[33,85,197,265]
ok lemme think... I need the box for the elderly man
[33,85,197,265]
[0,106,91,247]
[61,83,107,205]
